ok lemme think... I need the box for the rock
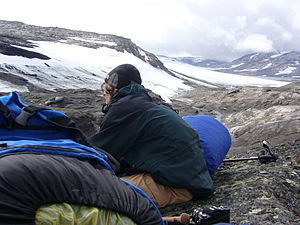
[0,43,50,59]
[172,82,300,154]
[45,96,66,106]
[1,82,299,224]
[0,20,171,75]
[54,96,64,103]
[45,99,54,106]
[160,140,300,224]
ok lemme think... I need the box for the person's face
[101,83,117,104]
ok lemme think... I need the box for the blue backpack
[0,91,115,171]
[183,115,231,175]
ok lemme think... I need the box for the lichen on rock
[2,82,299,224]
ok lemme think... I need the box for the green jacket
[89,84,214,198]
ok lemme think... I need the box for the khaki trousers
[122,173,193,208]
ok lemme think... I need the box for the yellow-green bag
[35,203,137,225]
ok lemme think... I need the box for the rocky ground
[1,82,299,224]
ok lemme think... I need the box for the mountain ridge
[167,51,300,82]
[1,19,195,101]
[0,19,169,72]
[0,19,295,100]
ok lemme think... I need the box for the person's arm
[88,118,141,160]
[89,92,153,160]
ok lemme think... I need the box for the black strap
[0,101,13,129]
[15,105,48,126]
[0,103,49,128]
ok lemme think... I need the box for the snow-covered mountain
[0,20,190,101]
[0,20,290,102]
[158,55,289,88]
[169,52,300,82]
[211,51,300,82]
[157,55,227,67]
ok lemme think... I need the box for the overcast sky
[1,0,300,61]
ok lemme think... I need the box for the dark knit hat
[105,64,142,89]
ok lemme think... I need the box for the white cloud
[280,32,293,41]
[289,4,300,30]
[236,34,274,52]
[1,0,300,60]
[236,16,247,29]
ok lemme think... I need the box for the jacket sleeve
[88,93,155,162]
[88,116,142,160]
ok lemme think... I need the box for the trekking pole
[223,140,278,164]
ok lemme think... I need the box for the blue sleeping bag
[183,115,231,175]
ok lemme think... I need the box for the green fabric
[113,83,148,99]
[35,203,137,225]
[89,84,214,198]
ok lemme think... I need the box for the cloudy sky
[1,0,300,61]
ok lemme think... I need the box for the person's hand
[104,91,113,104]
[101,83,117,104]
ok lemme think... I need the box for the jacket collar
[113,84,148,101]
[102,84,150,114]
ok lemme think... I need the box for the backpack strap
[15,105,48,126]
[0,101,13,129]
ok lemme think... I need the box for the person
[88,64,214,208]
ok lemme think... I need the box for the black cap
[105,64,142,89]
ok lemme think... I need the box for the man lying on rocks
[88,64,214,209]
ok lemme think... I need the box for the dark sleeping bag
[0,150,162,225]
[0,92,163,225]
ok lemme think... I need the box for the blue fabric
[0,92,67,127]
[0,129,70,141]
[0,92,76,140]
[183,115,231,175]
[0,139,113,172]
[0,92,113,172]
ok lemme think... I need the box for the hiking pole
[223,140,278,164]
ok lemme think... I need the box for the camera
[190,206,230,225]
